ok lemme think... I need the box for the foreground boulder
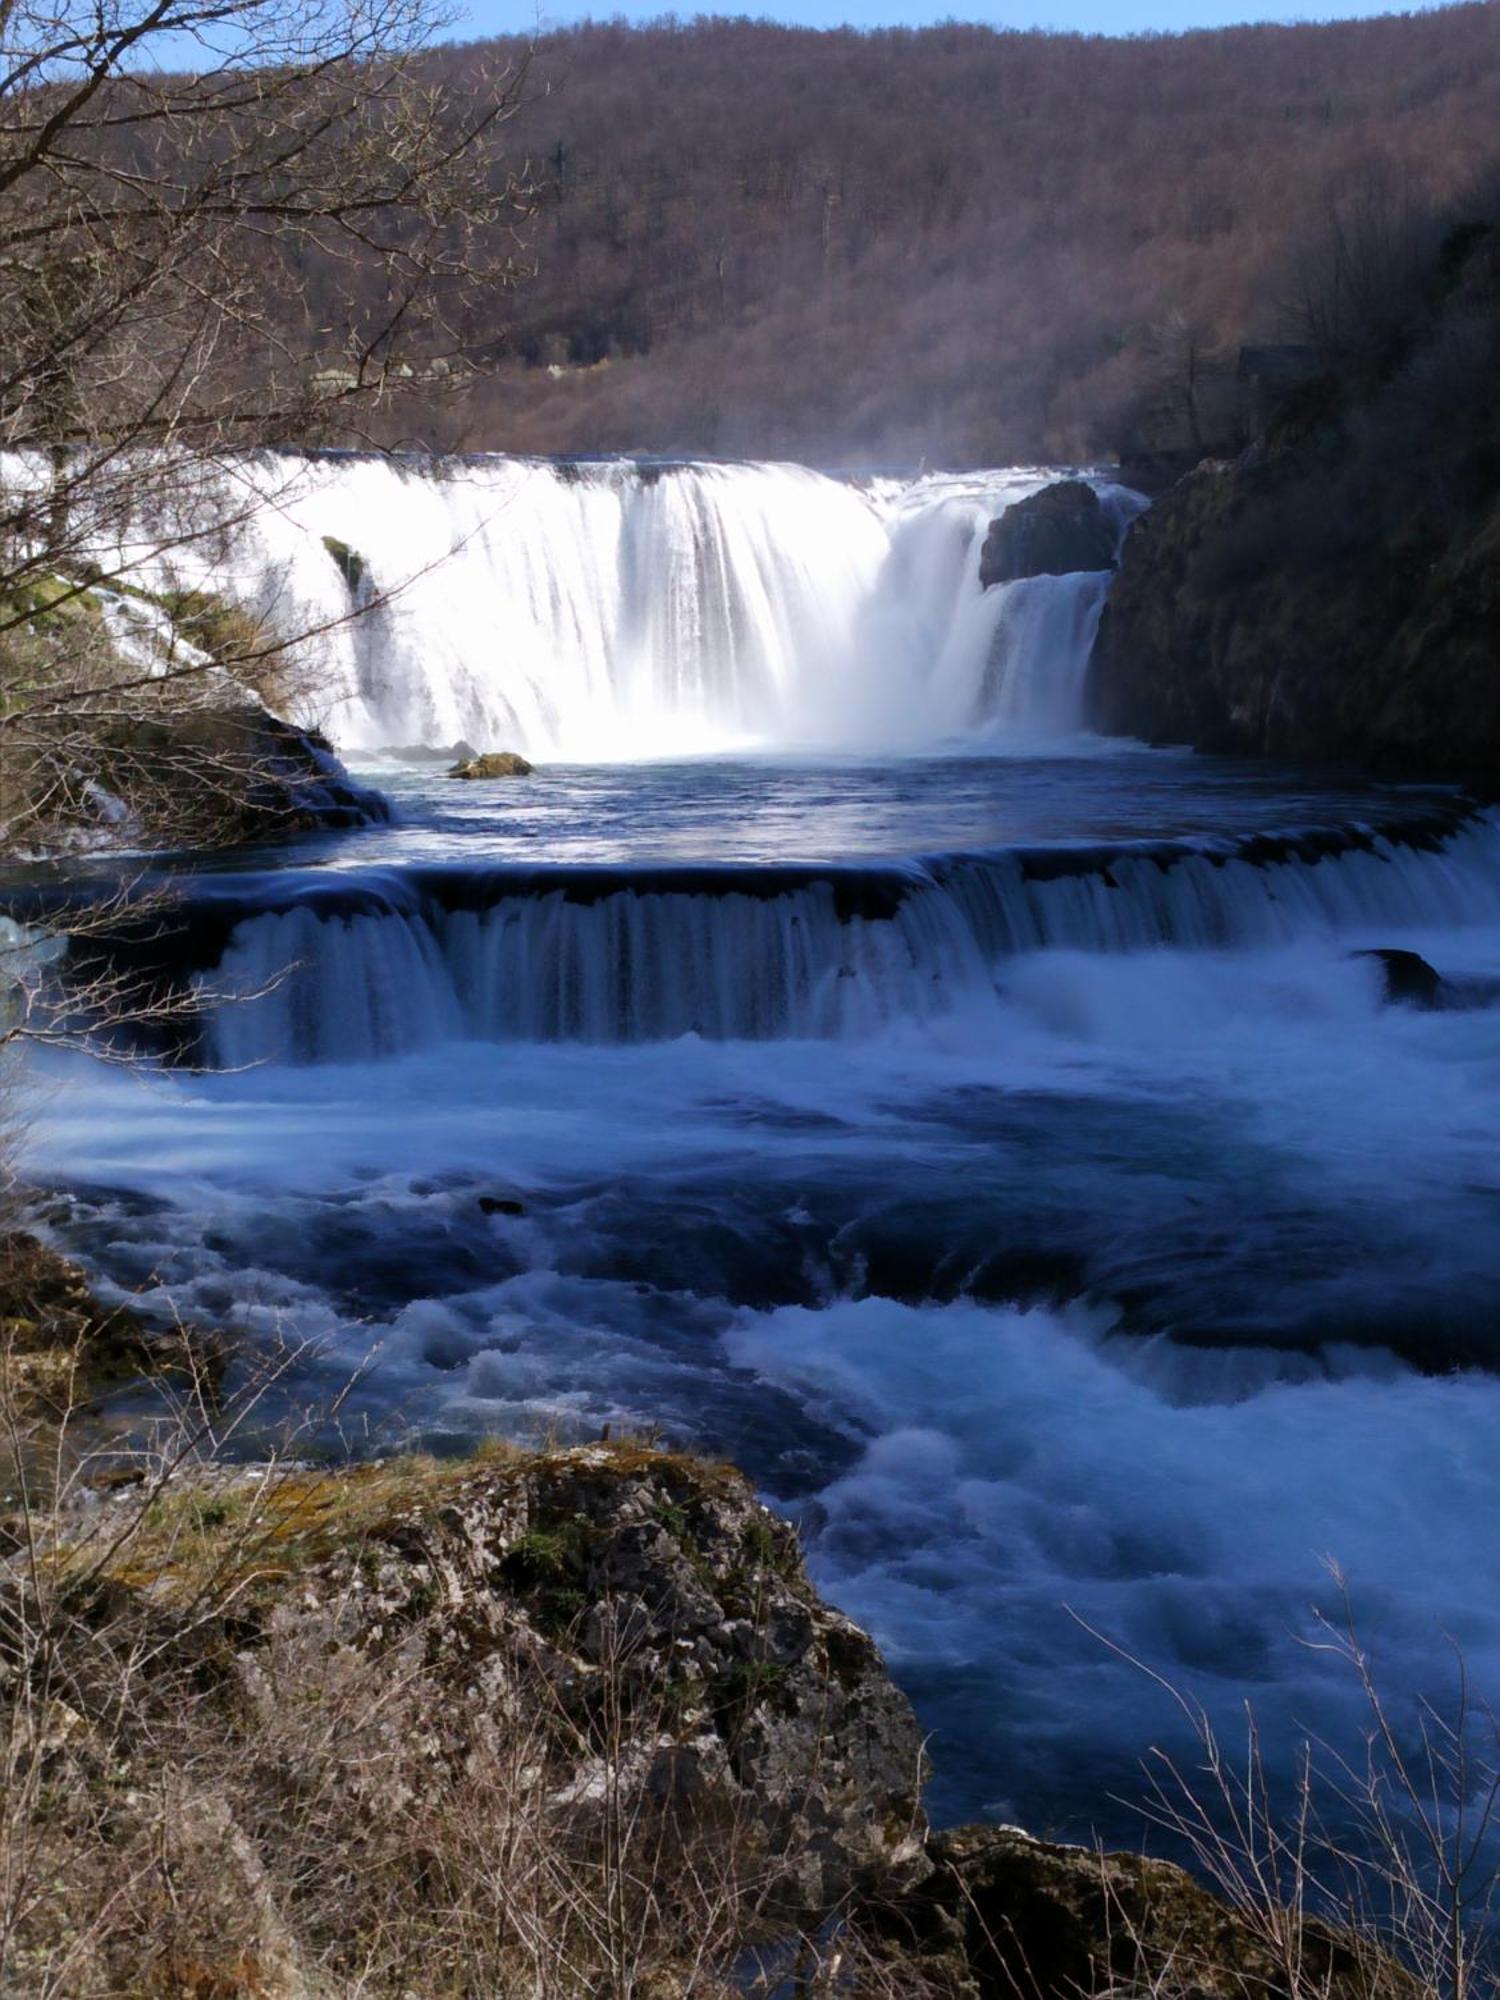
[448,748,535,778]
[88,1443,927,1928]
[868,1825,1409,2000]
[979,481,1118,588]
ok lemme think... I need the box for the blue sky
[460,0,1440,35]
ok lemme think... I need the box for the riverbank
[1087,218,1500,785]
[0,1234,1414,1998]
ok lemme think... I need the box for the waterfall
[180,812,1500,1064]
[63,453,1134,759]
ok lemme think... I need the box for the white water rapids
[95,455,1141,757]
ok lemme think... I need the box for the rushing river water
[18,456,1500,1836]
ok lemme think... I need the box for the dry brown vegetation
[0,1326,939,1997]
[363,5,1500,465]
[0,0,529,868]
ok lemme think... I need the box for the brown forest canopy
[364,4,1500,466]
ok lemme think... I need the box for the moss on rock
[448,749,535,778]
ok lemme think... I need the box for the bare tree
[0,0,532,856]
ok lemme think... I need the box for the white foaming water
[726,1293,1500,1824]
[199,814,1500,1062]
[58,452,1133,758]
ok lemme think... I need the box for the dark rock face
[1088,233,1500,782]
[1090,455,1500,778]
[1087,455,1500,778]
[979,482,1118,589]
[869,1825,1409,2000]
[448,749,535,779]
[235,1445,927,1923]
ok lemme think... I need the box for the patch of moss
[321,536,367,592]
[68,1438,750,1620]
[740,1515,793,1576]
[652,1497,691,1544]
[500,1527,570,1582]
[0,573,105,631]
[150,588,266,669]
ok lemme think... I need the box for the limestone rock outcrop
[1088,227,1500,782]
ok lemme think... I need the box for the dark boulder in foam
[1355,946,1500,1016]
[979,481,1118,588]
[1356,947,1445,1009]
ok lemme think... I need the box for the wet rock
[868,1824,1410,2000]
[321,534,366,593]
[979,481,1117,588]
[1355,948,1445,1009]
[448,749,535,779]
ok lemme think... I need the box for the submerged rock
[477,1192,526,1215]
[979,481,1117,588]
[868,1824,1410,2000]
[448,749,535,779]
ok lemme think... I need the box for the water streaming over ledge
[26,804,1494,1063]
[66,453,1141,757]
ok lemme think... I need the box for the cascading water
[77,453,1136,757]
[183,812,1500,1064]
[18,446,1500,1850]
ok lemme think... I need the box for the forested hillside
[370,5,1500,464]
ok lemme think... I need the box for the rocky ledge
[868,1823,1410,2000]
[92,701,389,843]
[1,572,387,853]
